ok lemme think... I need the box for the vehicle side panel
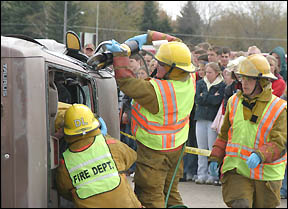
[1,56,48,207]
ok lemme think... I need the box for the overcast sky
[158,1,287,20]
[158,1,229,20]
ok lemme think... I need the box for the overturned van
[1,32,120,207]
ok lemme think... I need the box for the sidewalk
[127,176,287,208]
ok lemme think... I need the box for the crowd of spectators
[85,40,286,199]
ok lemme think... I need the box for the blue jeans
[196,120,218,181]
[280,166,287,198]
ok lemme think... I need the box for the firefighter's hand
[54,127,64,139]
[209,161,219,177]
[98,117,107,136]
[246,153,261,168]
[105,39,123,53]
[125,34,147,50]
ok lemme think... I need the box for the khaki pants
[221,169,282,208]
[134,144,184,208]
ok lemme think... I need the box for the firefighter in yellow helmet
[101,31,196,207]
[55,104,142,208]
[209,54,287,208]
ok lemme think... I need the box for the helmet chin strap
[163,63,176,80]
[243,78,260,98]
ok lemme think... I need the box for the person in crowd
[137,66,149,79]
[180,104,198,183]
[219,47,231,71]
[82,43,95,57]
[193,49,207,67]
[104,30,196,208]
[129,54,141,74]
[209,54,287,208]
[270,46,287,83]
[140,50,153,69]
[196,60,207,81]
[207,46,221,63]
[222,56,246,111]
[222,68,234,86]
[234,51,246,58]
[120,93,137,177]
[247,45,261,56]
[194,62,225,185]
[148,58,158,76]
[56,104,142,208]
[266,55,286,97]
[196,42,211,51]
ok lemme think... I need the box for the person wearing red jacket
[266,55,286,97]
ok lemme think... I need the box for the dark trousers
[183,106,198,177]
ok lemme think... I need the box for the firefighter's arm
[209,99,231,164]
[55,160,74,201]
[125,30,182,50]
[254,108,287,163]
[105,40,159,113]
[106,136,137,172]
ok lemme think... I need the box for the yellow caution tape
[120,131,211,157]
[185,146,211,157]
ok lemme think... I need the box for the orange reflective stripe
[255,97,287,148]
[161,81,175,124]
[251,165,261,179]
[131,107,189,134]
[191,73,196,90]
[228,95,240,141]
[154,80,177,125]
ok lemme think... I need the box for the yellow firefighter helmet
[64,104,100,136]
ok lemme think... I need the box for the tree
[176,1,204,46]
[140,1,159,31]
[1,1,45,37]
[157,10,173,33]
[208,1,287,52]
[47,1,84,43]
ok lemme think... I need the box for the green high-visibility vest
[131,76,195,150]
[222,94,287,180]
[63,134,120,199]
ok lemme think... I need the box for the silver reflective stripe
[269,155,287,164]
[155,80,169,125]
[241,146,254,153]
[76,172,119,189]
[239,154,249,160]
[68,153,111,173]
[259,164,264,179]
[227,143,240,148]
[232,96,239,118]
[163,135,167,148]
[255,97,280,148]
[226,151,237,156]
[263,102,286,144]
[171,134,175,148]
[167,82,177,124]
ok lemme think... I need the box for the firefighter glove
[246,153,261,168]
[98,117,107,136]
[105,39,123,53]
[209,161,219,177]
[125,34,147,50]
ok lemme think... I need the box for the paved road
[127,176,287,208]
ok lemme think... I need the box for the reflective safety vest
[63,135,120,199]
[222,94,287,180]
[131,76,195,150]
